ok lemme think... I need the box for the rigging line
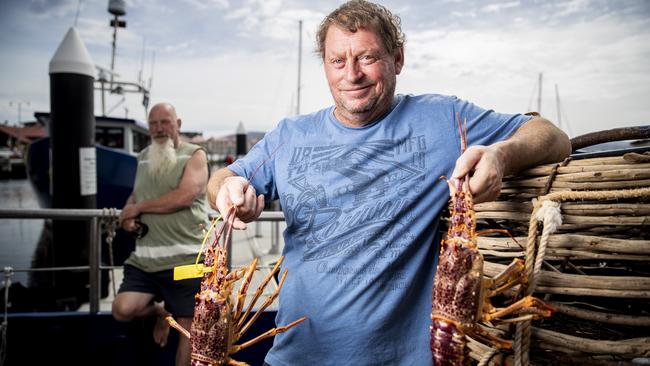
[138,38,146,85]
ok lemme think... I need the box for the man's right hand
[121,218,139,232]
[215,176,265,230]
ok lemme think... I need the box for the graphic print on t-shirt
[283,137,427,263]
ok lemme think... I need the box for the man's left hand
[451,145,505,203]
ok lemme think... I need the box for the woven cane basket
[466,127,650,366]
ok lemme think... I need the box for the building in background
[195,131,265,166]
[0,120,46,178]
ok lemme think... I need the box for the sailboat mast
[555,83,562,129]
[296,20,303,116]
[537,72,543,113]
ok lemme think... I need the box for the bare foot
[153,315,170,347]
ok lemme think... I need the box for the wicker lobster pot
[470,149,650,366]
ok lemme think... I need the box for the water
[0,178,44,286]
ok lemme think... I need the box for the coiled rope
[513,186,650,366]
[102,208,119,296]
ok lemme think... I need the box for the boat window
[96,127,124,149]
[132,130,150,153]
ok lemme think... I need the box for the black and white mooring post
[49,27,96,211]
[49,27,96,299]
[236,121,247,158]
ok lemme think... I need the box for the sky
[0,0,648,139]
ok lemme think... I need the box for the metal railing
[0,208,286,313]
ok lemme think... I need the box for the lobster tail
[430,319,469,366]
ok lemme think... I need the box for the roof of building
[0,123,46,143]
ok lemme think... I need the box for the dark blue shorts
[118,264,201,317]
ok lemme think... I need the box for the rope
[513,185,650,365]
[541,157,571,195]
[477,348,498,366]
[0,267,13,366]
[102,208,119,296]
[514,198,543,366]
[531,201,562,292]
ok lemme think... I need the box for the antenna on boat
[108,0,126,89]
[95,0,152,119]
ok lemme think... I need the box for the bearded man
[113,102,209,366]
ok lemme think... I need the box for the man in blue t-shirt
[207,1,571,365]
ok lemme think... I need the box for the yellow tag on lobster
[173,264,213,280]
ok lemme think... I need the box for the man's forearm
[496,117,571,175]
[134,188,199,215]
[126,194,136,205]
[207,167,237,210]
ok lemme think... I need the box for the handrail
[0,208,286,314]
[0,208,286,220]
[0,208,109,219]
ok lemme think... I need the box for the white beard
[148,138,177,177]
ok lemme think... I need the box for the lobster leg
[235,257,284,331]
[233,258,259,322]
[236,268,288,339]
[484,296,553,323]
[468,326,512,349]
[227,359,249,366]
[231,316,308,354]
[491,313,541,324]
[484,258,525,297]
[165,315,191,339]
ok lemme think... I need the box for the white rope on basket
[514,198,562,366]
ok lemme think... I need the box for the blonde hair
[316,0,405,59]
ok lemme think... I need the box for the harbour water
[0,174,286,313]
[0,178,43,286]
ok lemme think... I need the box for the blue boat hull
[26,136,137,209]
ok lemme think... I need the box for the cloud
[181,0,229,10]
[481,1,520,13]
[1,0,648,140]
[27,0,77,18]
[400,10,649,136]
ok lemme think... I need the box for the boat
[26,112,150,209]
[1,2,282,365]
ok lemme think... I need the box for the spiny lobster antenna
[248,143,284,184]
[455,112,468,154]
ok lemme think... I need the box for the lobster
[167,206,307,366]
[430,115,553,365]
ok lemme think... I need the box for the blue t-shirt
[229,94,529,366]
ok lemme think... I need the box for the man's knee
[112,298,136,322]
